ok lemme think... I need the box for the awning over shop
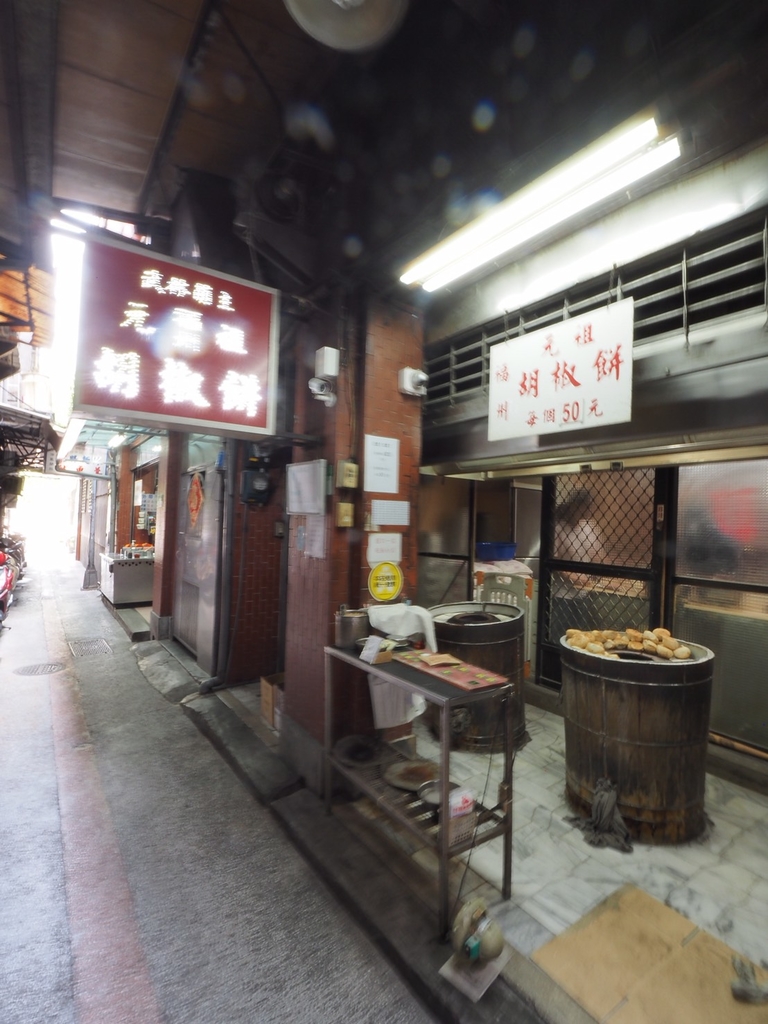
[0,406,61,473]
[0,257,54,381]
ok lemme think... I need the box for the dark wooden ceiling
[2,0,768,302]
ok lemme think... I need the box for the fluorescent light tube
[400,115,680,292]
[57,417,86,459]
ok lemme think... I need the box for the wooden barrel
[560,639,715,844]
[428,602,526,752]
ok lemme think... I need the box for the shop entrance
[173,439,223,676]
[537,468,668,688]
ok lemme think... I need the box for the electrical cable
[449,694,512,926]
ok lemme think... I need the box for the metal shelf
[324,646,514,937]
[328,743,506,854]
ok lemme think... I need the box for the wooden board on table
[392,651,508,690]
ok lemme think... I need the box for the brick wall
[152,433,182,619]
[115,449,134,549]
[283,294,424,746]
[223,442,286,684]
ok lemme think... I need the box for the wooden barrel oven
[428,602,526,752]
[560,638,715,844]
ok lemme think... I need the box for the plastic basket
[475,542,517,561]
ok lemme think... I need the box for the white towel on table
[365,604,434,728]
[367,603,437,652]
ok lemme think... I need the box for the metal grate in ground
[14,663,65,676]
[68,639,112,657]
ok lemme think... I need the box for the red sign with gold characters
[73,237,279,436]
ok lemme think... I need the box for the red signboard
[73,237,279,436]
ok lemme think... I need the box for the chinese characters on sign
[74,237,278,435]
[363,435,399,494]
[487,299,634,442]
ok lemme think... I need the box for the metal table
[324,645,514,937]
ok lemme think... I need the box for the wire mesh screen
[552,471,655,568]
[548,571,649,638]
[544,469,655,643]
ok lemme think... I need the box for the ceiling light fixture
[57,416,87,459]
[400,115,681,293]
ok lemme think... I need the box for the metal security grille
[68,639,112,657]
[538,469,659,688]
[424,211,768,414]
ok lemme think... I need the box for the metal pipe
[709,731,768,763]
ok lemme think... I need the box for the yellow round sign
[367,561,403,602]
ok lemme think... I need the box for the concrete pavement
[0,553,460,1024]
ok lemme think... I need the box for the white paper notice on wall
[363,435,399,493]
[367,532,402,566]
[371,500,410,527]
[304,514,326,558]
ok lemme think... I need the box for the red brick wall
[115,449,134,549]
[360,297,423,605]
[224,441,286,683]
[152,433,183,618]
[283,295,424,745]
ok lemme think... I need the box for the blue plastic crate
[475,542,517,561]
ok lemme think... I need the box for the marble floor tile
[712,792,768,830]
[749,876,768,904]
[636,839,721,877]
[487,899,555,956]
[514,772,569,809]
[683,861,757,904]
[519,875,608,934]
[665,883,733,935]
[718,828,768,877]
[696,813,744,856]
[418,703,768,971]
[570,856,626,891]
[712,901,768,966]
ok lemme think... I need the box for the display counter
[100,553,155,606]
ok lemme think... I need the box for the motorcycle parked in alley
[0,534,25,580]
[0,550,16,627]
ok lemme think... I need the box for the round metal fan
[284,0,409,53]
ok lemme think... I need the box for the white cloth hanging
[365,604,434,728]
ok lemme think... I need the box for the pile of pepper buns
[565,626,693,661]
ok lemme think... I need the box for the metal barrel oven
[428,602,526,752]
[560,639,715,844]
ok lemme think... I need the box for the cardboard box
[260,673,284,729]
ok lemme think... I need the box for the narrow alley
[0,548,443,1024]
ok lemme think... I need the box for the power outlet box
[336,459,359,489]
[336,502,354,528]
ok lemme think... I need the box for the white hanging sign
[488,299,634,442]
